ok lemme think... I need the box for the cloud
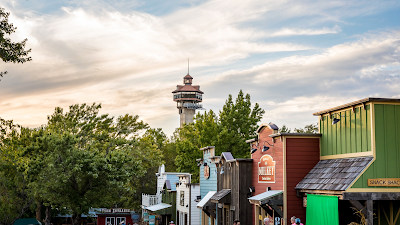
[269,25,341,37]
[1,0,400,136]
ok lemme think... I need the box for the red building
[97,209,135,225]
[247,123,320,225]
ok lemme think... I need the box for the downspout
[189,184,191,225]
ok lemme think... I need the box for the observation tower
[172,74,203,127]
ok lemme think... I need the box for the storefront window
[180,191,185,206]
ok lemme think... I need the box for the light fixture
[332,118,340,125]
[203,162,207,166]
[262,141,273,152]
[250,144,258,154]
[249,187,255,193]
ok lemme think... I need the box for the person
[290,216,297,225]
[295,218,304,225]
[264,217,270,225]
[121,221,125,225]
[169,221,175,225]
[233,220,240,225]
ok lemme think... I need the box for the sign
[149,215,155,225]
[101,208,131,213]
[131,213,140,223]
[274,217,281,225]
[204,165,210,179]
[368,178,400,186]
[258,155,276,183]
[143,213,149,222]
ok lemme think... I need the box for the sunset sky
[1,0,400,136]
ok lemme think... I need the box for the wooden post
[366,200,373,225]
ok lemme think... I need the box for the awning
[248,190,284,218]
[295,157,373,192]
[146,203,172,212]
[210,189,231,204]
[197,191,216,208]
[248,190,283,205]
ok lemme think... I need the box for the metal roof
[295,157,373,191]
[197,191,216,208]
[221,152,234,161]
[248,190,283,204]
[313,97,400,116]
[210,189,231,201]
[146,203,172,212]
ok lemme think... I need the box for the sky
[1,0,400,136]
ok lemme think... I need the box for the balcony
[142,194,160,208]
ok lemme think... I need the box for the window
[106,217,115,225]
[180,191,185,206]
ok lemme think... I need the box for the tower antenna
[188,58,189,75]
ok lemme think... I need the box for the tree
[24,103,162,225]
[174,90,264,181]
[216,90,264,158]
[294,123,319,133]
[0,119,36,225]
[0,8,32,78]
[279,125,291,133]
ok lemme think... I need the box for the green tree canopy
[22,103,162,225]
[174,90,264,182]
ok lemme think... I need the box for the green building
[296,97,400,225]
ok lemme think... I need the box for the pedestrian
[290,216,297,225]
[264,217,270,225]
[170,221,175,225]
[295,218,304,225]
[233,220,240,225]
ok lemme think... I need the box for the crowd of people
[231,215,304,225]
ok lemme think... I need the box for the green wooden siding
[158,191,177,221]
[352,104,400,189]
[320,105,371,156]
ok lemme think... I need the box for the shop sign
[204,165,210,179]
[131,213,140,223]
[258,155,276,183]
[149,215,155,225]
[101,208,131,213]
[143,213,149,222]
[368,178,400,186]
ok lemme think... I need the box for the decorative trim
[371,102,376,159]
[320,151,373,160]
[283,136,287,223]
[319,103,372,118]
[346,188,400,193]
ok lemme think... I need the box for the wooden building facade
[247,123,320,225]
[211,152,253,225]
[297,97,400,225]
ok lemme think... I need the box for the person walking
[264,217,270,225]
[295,218,304,225]
[290,216,297,225]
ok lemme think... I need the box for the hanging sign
[149,215,155,225]
[204,165,210,179]
[258,155,276,183]
[368,178,400,186]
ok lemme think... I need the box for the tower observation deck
[172,74,203,127]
